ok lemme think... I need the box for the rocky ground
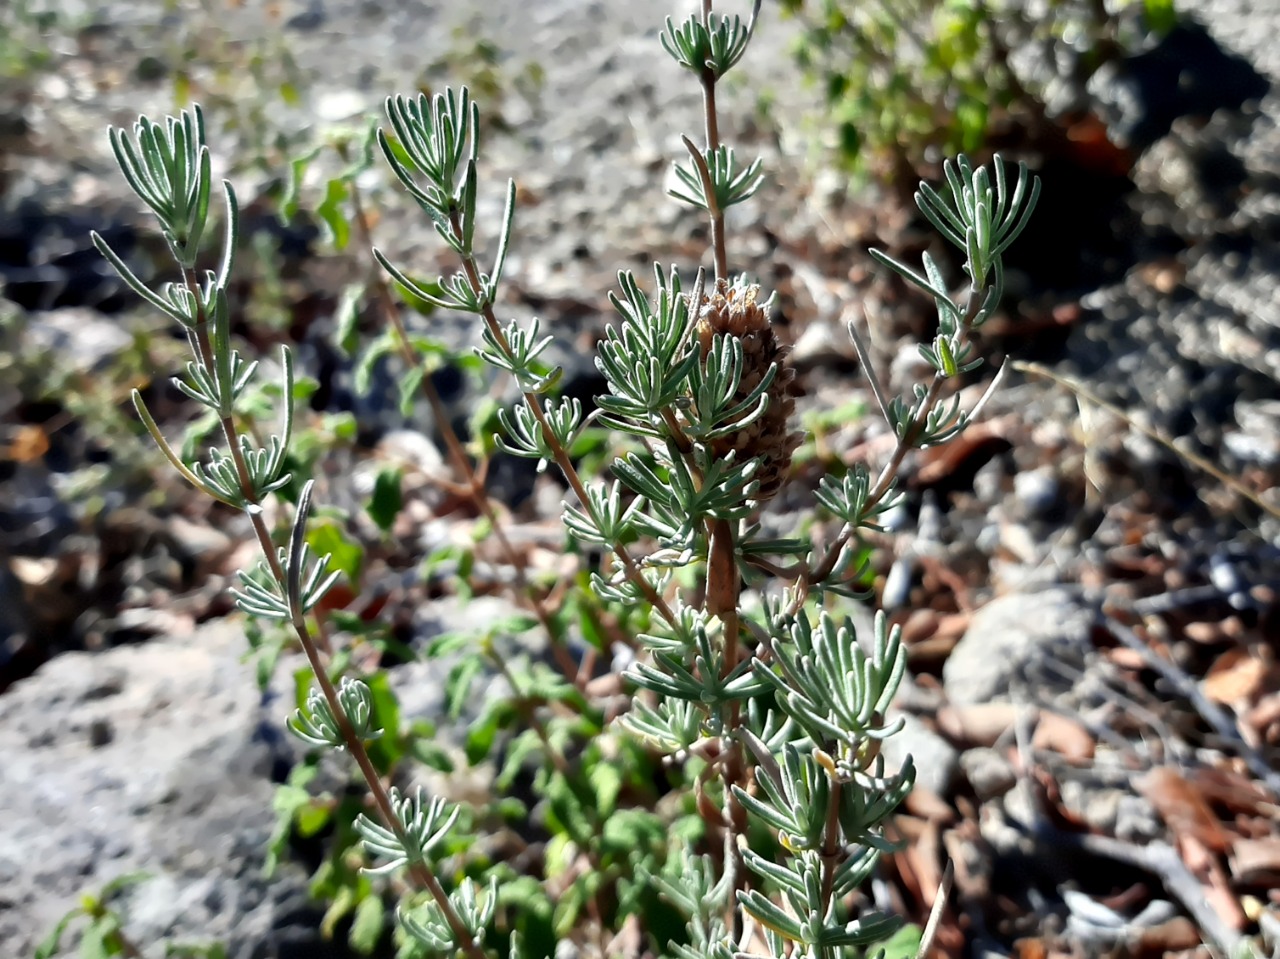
[1,0,1278,957]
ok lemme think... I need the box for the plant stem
[817,776,844,920]
[347,181,584,686]
[100,921,147,959]
[696,0,727,280]
[280,539,486,957]
[693,1,747,930]
[182,268,288,587]
[446,212,679,628]
[180,271,485,959]
[800,285,988,602]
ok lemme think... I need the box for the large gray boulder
[0,619,330,959]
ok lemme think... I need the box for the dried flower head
[695,277,802,502]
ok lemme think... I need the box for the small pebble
[88,717,113,748]
[1014,466,1061,518]
[961,747,1017,800]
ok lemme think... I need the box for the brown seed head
[694,278,802,502]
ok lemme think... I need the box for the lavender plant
[91,2,1038,957]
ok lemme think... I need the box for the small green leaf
[543,832,576,878]
[497,728,544,790]
[349,893,385,955]
[398,365,424,417]
[468,396,502,456]
[552,875,598,937]
[327,412,359,442]
[491,614,540,636]
[465,698,517,765]
[320,884,356,941]
[955,95,988,153]
[35,907,84,959]
[379,130,415,175]
[390,275,444,317]
[293,667,313,712]
[282,144,323,222]
[406,334,455,364]
[500,876,555,959]
[425,629,474,659]
[545,774,594,843]
[172,69,191,107]
[407,736,455,773]
[264,773,312,880]
[588,761,622,818]
[1144,0,1177,34]
[294,801,331,838]
[327,646,352,680]
[445,655,485,719]
[574,599,608,653]
[457,548,475,602]
[316,178,351,250]
[254,638,281,692]
[366,467,403,533]
[305,521,362,588]
[495,796,529,820]
[334,283,364,356]
[600,809,664,859]
[354,332,397,397]
[363,671,404,771]
[98,872,151,898]
[878,922,923,959]
[421,543,463,581]
[271,782,311,818]
[79,923,112,959]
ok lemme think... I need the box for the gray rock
[1013,466,1061,520]
[942,588,1095,706]
[881,711,958,797]
[22,307,133,375]
[1113,793,1163,844]
[960,747,1017,801]
[0,619,322,959]
[1226,397,1280,467]
[400,593,545,733]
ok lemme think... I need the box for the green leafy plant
[0,0,59,84]
[36,872,226,959]
[88,3,1039,957]
[781,0,1175,181]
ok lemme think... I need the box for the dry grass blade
[916,859,953,959]
[1014,360,1280,520]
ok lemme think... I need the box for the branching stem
[446,211,679,628]
[347,181,586,685]
[176,270,484,959]
[799,285,986,606]
[694,0,747,932]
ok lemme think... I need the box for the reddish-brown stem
[701,91,727,281]
[699,0,726,280]
[818,775,844,911]
[694,0,747,932]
